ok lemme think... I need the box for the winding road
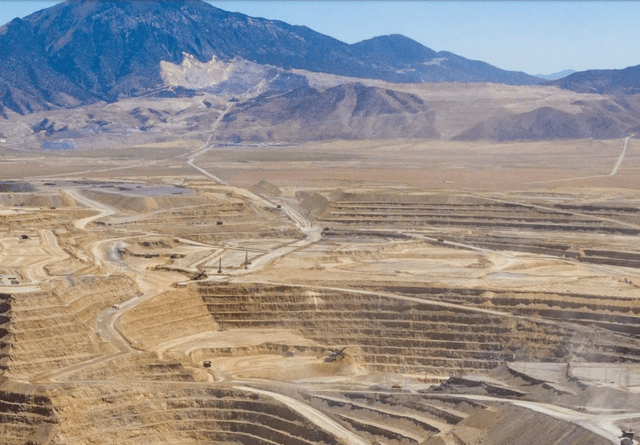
[184,102,233,185]
[17,163,637,444]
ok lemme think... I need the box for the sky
[1,1,639,75]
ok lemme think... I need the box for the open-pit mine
[1,132,640,445]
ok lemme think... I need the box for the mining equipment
[218,258,222,274]
[216,221,223,225]
[203,361,212,368]
[191,270,207,281]
[324,348,346,363]
[620,431,634,445]
[20,234,29,240]
[276,204,282,209]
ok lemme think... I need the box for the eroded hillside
[2,80,639,151]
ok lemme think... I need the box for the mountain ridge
[217,82,440,142]
[534,69,576,81]
[0,0,544,116]
[550,65,640,95]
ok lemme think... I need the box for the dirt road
[527,136,631,185]
[185,102,234,185]
[610,136,630,176]
[65,188,116,230]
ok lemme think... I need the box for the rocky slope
[218,83,440,142]
[454,106,631,141]
[453,94,640,141]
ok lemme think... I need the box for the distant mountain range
[0,0,545,116]
[534,70,576,81]
[0,0,638,145]
[551,65,640,95]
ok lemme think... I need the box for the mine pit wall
[54,276,139,327]
[61,352,211,383]
[318,197,640,284]
[343,391,467,425]
[318,198,640,241]
[46,385,341,445]
[79,189,224,214]
[118,287,220,352]
[466,404,611,445]
[373,285,640,350]
[303,391,482,445]
[196,283,626,377]
[319,216,640,235]
[0,213,63,230]
[105,199,300,241]
[17,193,75,210]
[188,343,328,362]
[443,236,640,268]
[0,276,138,380]
[0,378,57,445]
[553,203,640,214]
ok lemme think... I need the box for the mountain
[551,65,640,95]
[0,0,543,116]
[534,69,576,81]
[217,83,439,142]
[453,104,633,142]
[349,35,541,85]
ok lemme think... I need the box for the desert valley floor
[1,135,640,445]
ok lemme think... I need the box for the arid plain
[2,81,640,445]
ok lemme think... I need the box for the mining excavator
[191,270,207,281]
[324,347,346,363]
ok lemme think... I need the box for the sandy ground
[2,137,640,445]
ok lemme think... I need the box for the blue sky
[1,1,639,75]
